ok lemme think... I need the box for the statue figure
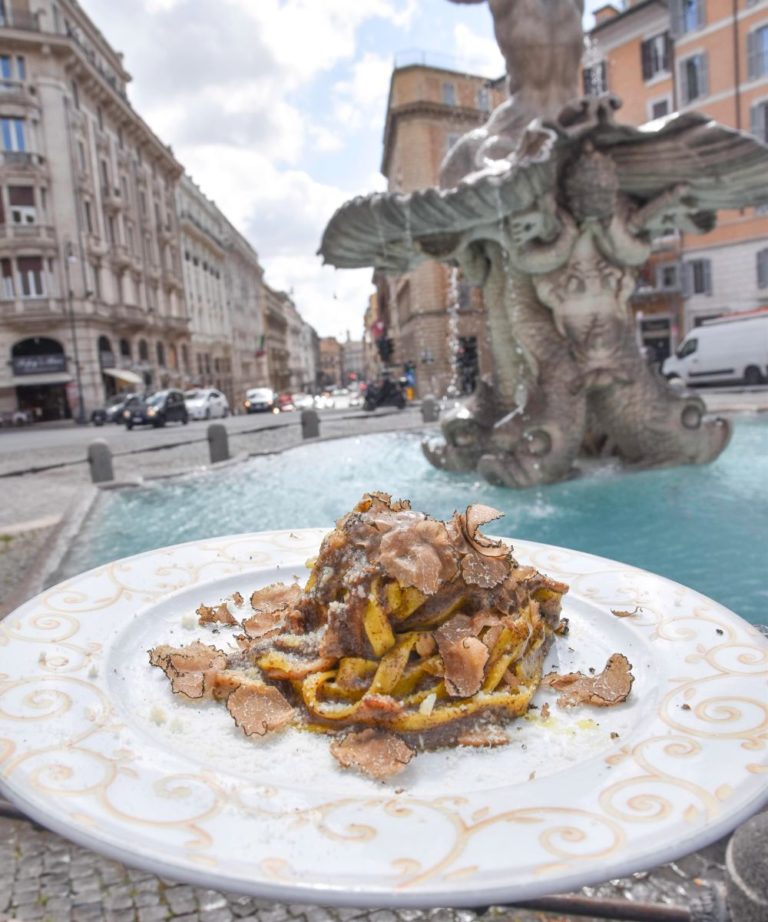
[319,1,768,487]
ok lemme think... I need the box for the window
[442,82,456,106]
[138,339,149,362]
[156,342,165,366]
[78,140,86,170]
[445,131,462,155]
[657,262,680,290]
[97,106,103,130]
[680,54,708,104]
[18,256,44,297]
[108,215,116,244]
[677,337,698,358]
[757,248,768,289]
[751,100,768,142]
[476,87,490,111]
[83,199,93,234]
[683,258,712,296]
[0,1,5,26]
[670,0,705,36]
[747,25,768,80]
[0,55,10,80]
[119,338,131,358]
[582,61,608,95]
[641,33,671,80]
[16,56,25,80]
[650,98,671,120]
[0,117,26,152]
[100,159,109,188]
[8,186,35,224]
[1,257,14,298]
[71,79,79,109]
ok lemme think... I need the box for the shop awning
[0,372,73,389]
[102,367,143,385]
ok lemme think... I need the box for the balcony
[0,296,65,328]
[0,223,56,251]
[158,223,175,244]
[0,80,37,108]
[161,266,183,291]
[110,244,132,269]
[112,303,145,329]
[160,314,190,334]
[101,185,123,212]
[0,151,46,171]
[0,11,40,32]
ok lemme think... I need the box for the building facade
[0,0,189,420]
[588,0,768,360]
[318,336,342,389]
[377,64,506,398]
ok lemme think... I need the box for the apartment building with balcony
[377,60,506,398]
[587,0,768,363]
[0,0,190,420]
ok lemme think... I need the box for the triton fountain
[319,0,768,487]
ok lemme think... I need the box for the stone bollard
[421,395,440,423]
[207,423,230,464]
[301,408,320,439]
[725,812,768,922]
[87,439,114,483]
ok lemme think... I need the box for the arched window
[138,339,149,362]
[156,341,165,366]
[119,338,131,358]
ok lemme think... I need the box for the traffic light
[377,338,394,362]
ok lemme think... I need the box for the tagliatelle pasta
[149,492,573,779]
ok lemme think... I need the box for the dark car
[91,392,139,426]
[124,389,189,429]
[363,376,406,411]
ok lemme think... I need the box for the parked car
[124,389,189,429]
[91,392,138,426]
[291,393,315,410]
[363,377,406,411]
[276,393,295,412]
[184,388,229,420]
[313,392,334,410]
[662,312,768,386]
[243,387,275,413]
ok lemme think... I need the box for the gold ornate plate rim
[0,529,766,909]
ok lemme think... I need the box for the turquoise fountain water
[62,418,767,624]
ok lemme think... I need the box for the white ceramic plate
[0,530,766,908]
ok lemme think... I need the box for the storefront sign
[12,354,67,375]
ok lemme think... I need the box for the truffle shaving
[330,729,414,779]
[543,653,634,708]
[226,684,295,736]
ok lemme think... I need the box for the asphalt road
[0,408,359,475]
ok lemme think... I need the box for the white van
[662,313,768,386]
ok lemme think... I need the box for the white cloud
[332,52,394,133]
[451,23,505,77]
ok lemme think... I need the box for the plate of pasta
[0,496,766,908]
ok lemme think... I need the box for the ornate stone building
[0,0,188,420]
[377,63,506,398]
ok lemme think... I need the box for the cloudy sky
[80,0,602,340]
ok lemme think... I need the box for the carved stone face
[563,144,619,223]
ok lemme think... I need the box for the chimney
[593,4,620,24]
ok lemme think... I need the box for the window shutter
[663,32,672,72]
[699,54,709,97]
[599,61,607,92]
[747,30,758,80]
[582,67,591,95]
[680,61,689,104]
[703,258,712,295]
[681,262,692,298]
[758,250,768,289]
[670,0,683,37]
[641,40,652,80]
[696,0,706,29]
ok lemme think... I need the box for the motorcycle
[363,378,406,411]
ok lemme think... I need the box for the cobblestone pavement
[0,808,737,922]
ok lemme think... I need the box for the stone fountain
[319,0,768,488]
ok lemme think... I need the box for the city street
[0,408,371,477]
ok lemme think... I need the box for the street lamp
[64,242,87,425]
